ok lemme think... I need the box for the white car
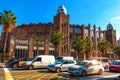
[47,59,77,72]
[68,60,104,77]
[88,57,109,69]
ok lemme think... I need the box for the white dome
[57,5,67,15]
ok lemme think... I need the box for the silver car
[68,60,104,77]
[47,59,77,72]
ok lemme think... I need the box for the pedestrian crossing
[9,69,76,80]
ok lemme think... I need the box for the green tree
[98,41,111,57]
[35,38,41,55]
[85,39,93,59]
[72,36,85,60]
[0,10,17,62]
[51,30,63,56]
[113,45,120,59]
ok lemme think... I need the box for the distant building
[117,38,120,45]
[0,5,117,59]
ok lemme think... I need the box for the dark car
[109,60,120,72]
[6,59,21,68]
[6,58,33,68]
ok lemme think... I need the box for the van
[88,57,109,69]
[23,55,55,70]
[55,56,74,61]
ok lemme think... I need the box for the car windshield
[26,58,33,61]
[55,60,64,64]
[80,62,88,66]
[112,61,120,65]
[101,59,108,62]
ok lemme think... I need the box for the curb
[3,65,14,80]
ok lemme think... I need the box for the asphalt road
[8,68,120,80]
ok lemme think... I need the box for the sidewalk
[0,62,5,80]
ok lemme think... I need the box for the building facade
[0,5,117,59]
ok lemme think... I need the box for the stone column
[99,27,101,42]
[81,25,85,39]
[88,24,91,40]
[94,25,97,57]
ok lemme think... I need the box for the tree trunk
[118,54,120,59]
[102,51,104,57]
[83,53,86,60]
[86,52,90,59]
[37,46,39,55]
[55,45,58,56]
[78,51,80,60]
[1,32,8,62]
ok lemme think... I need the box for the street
[8,68,120,80]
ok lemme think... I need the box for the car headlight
[78,68,82,71]
[23,62,27,65]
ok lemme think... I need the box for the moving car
[88,57,109,69]
[47,59,77,72]
[68,60,104,77]
[109,60,120,72]
[23,55,55,69]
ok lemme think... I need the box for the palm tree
[85,39,93,59]
[72,36,85,60]
[98,41,111,57]
[113,45,120,59]
[0,10,17,62]
[51,30,63,56]
[35,38,41,55]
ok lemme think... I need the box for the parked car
[88,57,109,69]
[68,60,104,77]
[47,59,77,72]
[18,58,33,67]
[55,56,74,61]
[6,59,21,68]
[109,60,120,72]
[23,55,55,70]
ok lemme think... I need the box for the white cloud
[110,16,120,20]
[117,34,120,40]
[110,16,120,40]
[110,16,120,25]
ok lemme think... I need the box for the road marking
[47,73,58,80]
[3,65,14,80]
[38,73,51,79]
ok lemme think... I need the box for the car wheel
[13,64,17,68]
[29,65,33,70]
[98,69,103,75]
[56,68,61,73]
[106,65,108,69]
[109,69,112,72]
[81,70,86,77]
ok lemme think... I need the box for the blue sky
[0,0,120,40]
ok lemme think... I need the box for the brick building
[0,5,117,59]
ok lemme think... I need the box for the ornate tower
[106,22,116,48]
[54,5,70,56]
